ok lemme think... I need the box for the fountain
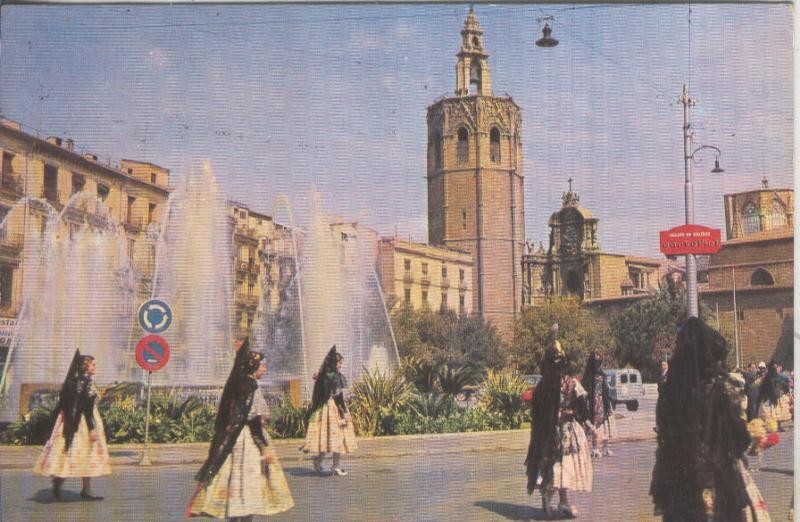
[255,192,400,401]
[0,193,139,422]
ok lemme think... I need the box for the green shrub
[394,407,506,435]
[1,397,57,445]
[477,370,529,429]
[405,392,457,419]
[437,364,478,396]
[348,368,413,436]
[401,356,439,393]
[268,398,308,439]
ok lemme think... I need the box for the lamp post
[678,84,724,318]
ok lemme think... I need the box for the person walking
[650,318,770,521]
[301,345,358,476]
[526,324,593,519]
[189,338,294,521]
[33,350,111,501]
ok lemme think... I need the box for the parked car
[523,374,543,387]
[605,368,644,411]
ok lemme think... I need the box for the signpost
[659,224,722,256]
[136,299,173,466]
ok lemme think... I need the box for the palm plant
[405,392,457,419]
[477,370,528,429]
[348,368,413,436]
[401,355,439,393]
[437,364,478,396]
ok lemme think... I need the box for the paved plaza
[0,399,793,521]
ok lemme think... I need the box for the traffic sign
[138,299,173,334]
[135,335,170,372]
[659,224,722,256]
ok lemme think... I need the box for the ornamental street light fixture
[679,84,725,318]
[535,16,559,48]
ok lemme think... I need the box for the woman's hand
[89,430,99,442]
[261,448,274,465]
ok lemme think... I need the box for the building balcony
[420,274,431,285]
[0,175,22,195]
[459,279,468,291]
[403,272,414,284]
[440,278,450,289]
[124,217,143,234]
[43,188,63,208]
[0,229,22,250]
[235,293,260,307]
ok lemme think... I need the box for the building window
[742,202,761,235]
[404,259,411,271]
[236,311,243,328]
[127,196,136,225]
[71,173,85,195]
[490,127,501,163]
[421,290,428,304]
[0,205,9,224]
[2,151,14,179]
[247,312,254,328]
[462,210,467,231]
[421,263,428,276]
[750,268,775,286]
[43,164,58,202]
[430,131,442,170]
[127,239,135,263]
[768,198,788,228]
[442,266,448,279]
[0,265,12,307]
[248,282,255,297]
[457,127,469,164]
[441,292,448,311]
[148,202,156,224]
[737,308,745,322]
[97,183,109,201]
[404,288,411,302]
[239,210,247,219]
[150,172,157,184]
[459,294,466,315]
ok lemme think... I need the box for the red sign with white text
[659,224,722,255]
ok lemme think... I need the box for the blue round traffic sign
[138,299,173,334]
[136,335,170,372]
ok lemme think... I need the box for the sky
[0,3,793,258]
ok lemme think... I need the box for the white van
[605,368,644,411]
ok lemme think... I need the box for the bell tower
[427,7,525,338]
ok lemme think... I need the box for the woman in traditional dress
[33,350,111,501]
[581,351,615,458]
[189,338,294,521]
[650,317,770,521]
[525,325,593,519]
[301,345,357,476]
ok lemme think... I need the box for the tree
[390,305,506,371]
[510,297,613,376]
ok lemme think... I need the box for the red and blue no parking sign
[135,334,170,372]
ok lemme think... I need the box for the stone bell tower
[426,7,525,339]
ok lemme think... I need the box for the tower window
[750,268,774,286]
[490,127,501,163]
[742,202,760,235]
[469,61,481,94]
[462,209,467,231]
[457,128,469,164]
[97,183,109,201]
[430,131,442,170]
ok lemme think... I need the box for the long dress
[588,373,616,443]
[550,376,593,492]
[302,372,357,455]
[191,390,294,518]
[33,380,111,479]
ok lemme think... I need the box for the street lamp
[535,16,559,48]
[679,84,724,318]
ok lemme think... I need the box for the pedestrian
[581,351,615,458]
[301,345,357,476]
[33,350,111,501]
[650,317,770,521]
[189,338,294,521]
[743,362,760,421]
[759,362,785,432]
[657,360,669,393]
[526,324,593,519]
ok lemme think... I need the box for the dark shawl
[758,364,782,407]
[195,339,269,485]
[581,352,612,423]
[54,350,97,452]
[650,318,752,521]
[525,344,563,495]
[310,345,348,417]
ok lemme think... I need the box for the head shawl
[525,342,565,494]
[650,317,751,518]
[581,351,605,417]
[55,349,95,451]
[310,345,343,413]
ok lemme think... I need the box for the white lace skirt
[191,426,294,519]
[302,398,358,455]
[551,420,593,492]
[33,409,112,479]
